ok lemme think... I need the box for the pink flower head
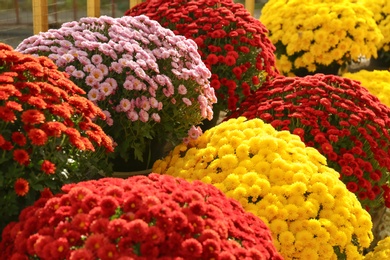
[187,126,202,140]
[139,109,149,123]
[151,113,161,123]
[90,68,104,82]
[91,54,103,65]
[178,84,187,95]
[87,89,100,101]
[99,82,113,96]
[127,111,139,122]
[119,99,132,112]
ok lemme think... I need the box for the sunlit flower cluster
[343,70,390,108]
[0,44,114,232]
[126,0,278,114]
[360,0,390,65]
[153,117,373,259]
[364,236,390,260]
[260,0,383,75]
[0,174,283,260]
[230,74,390,212]
[16,15,216,168]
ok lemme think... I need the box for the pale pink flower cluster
[16,15,216,160]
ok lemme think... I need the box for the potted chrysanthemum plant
[260,0,383,76]
[0,174,283,259]
[360,0,390,70]
[16,15,216,174]
[126,0,279,123]
[153,117,373,259]
[0,43,114,233]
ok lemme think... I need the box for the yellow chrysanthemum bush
[360,0,390,68]
[153,117,373,259]
[343,70,390,107]
[260,0,383,76]
[364,236,390,260]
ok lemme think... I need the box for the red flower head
[230,73,390,211]
[126,0,279,114]
[14,178,29,197]
[0,174,282,259]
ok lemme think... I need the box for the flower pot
[368,205,389,252]
[366,57,390,71]
[293,63,341,77]
[107,141,168,178]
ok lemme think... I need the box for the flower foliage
[260,0,383,75]
[364,236,390,260]
[360,0,390,64]
[230,74,390,212]
[126,0,279,113]
[16,15,216,164]
[0,44,114,231]
[0,174,283,260]
[153,117,373,259]
[343,70,390,108]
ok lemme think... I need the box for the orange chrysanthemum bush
[126,0,279,114]
[153,117,373,259]
[229,74,390,213]
[0,174,283,260]
[0,44,114,232]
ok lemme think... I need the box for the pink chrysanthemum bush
[16,15,216,170]
[153,117,373,259]
[229,74,390,213]
[0,43,114,232]
[126,0,279,114]
[0,174,283,260]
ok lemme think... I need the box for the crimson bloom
[0,174,282,260]
[230,74,390,212]
[14,178,29,196]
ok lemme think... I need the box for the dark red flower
[14,178,29,196]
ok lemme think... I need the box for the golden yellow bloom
[153,117,373,259]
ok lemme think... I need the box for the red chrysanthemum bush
[230,74,390,213]
[126,0,279,115]
[0,174,283,260]
[0,43,114,232]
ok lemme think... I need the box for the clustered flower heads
[343,70,390,108]
[0,44,113,231]
[0,174,283,260]
[126,0,278,113]
[360,0,390,65]
[364,236,390,260]
[230,74,390,212]
[260,0,383,75]
[16,15,216,165]
[153,117,373,259]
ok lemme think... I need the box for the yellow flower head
[153,117,373,259]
